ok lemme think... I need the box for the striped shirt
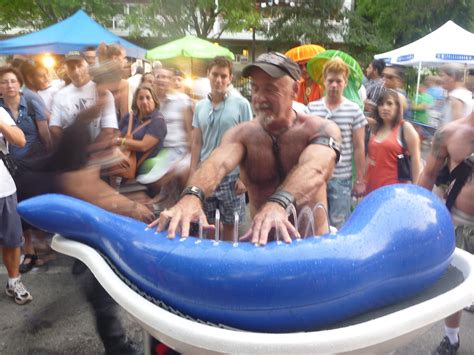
[365,78,385,103]
[307,98,367,179]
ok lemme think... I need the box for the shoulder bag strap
[131,119,151,135]
[400,121,408,152]
[136,147,155,167]
[126,112,152,137]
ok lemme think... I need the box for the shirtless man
[417,112,474,354]
[150,52,341,245]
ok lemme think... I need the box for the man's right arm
[417,127,448,190]
[149,125,246,238]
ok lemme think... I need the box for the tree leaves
[0,0,122,32]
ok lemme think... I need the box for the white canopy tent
[375,20,474,67]
[374,20,474,101]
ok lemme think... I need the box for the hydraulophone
[19,184,459,330]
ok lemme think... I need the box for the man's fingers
[283,219,299,239]
[167,209,182,238]
[147,218,159,229]
[257,219,273,245]
[180,215,191,238]
[250,219,262,244]
[156,209,172,232]
[277,222,293,244]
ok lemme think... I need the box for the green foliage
[265,0,345,46]
[349,0,474,53]
[125,0,260,40]
[0,0,122,32]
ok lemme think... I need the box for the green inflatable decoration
[307,50,364,109]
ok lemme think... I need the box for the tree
[0,0,122,32]
[263,0,346,47]
[347,0,474,55]
[125,0,261,40]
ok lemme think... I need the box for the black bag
[0,151,19,177]
[397,122,412,181]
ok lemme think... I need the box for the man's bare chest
[243,134,307,184]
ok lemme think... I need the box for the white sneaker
[5,280,33,305]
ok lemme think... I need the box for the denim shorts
[0,193,24,248]
[327,177,352,229]
[204,173,246,225]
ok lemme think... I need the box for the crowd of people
[0,43,473,355]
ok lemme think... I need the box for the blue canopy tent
[0,10,146,58]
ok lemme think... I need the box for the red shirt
[296,81,322,105]
[365,121,407,194]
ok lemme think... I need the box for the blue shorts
[204,173,246,225]
[327,177,352,229]
[0,193,24,248]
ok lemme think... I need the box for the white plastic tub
[52,235,474,354]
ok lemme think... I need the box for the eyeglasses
[382,73,399,80]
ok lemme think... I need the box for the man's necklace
[263,111,298,182]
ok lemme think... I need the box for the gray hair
[440,63,465,82]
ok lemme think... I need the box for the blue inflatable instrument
[17,184,455,332]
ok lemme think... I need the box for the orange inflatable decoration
[285,44,325,63]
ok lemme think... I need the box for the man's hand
[235,178,247,195]
[147,195,214,238]
[240,202,300,246]
[131,203,155,224]
[352,180,366,197]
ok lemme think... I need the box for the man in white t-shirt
[440,63,473,123]
[49,51,117,146]
[0,107,33,305]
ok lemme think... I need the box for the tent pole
[415,62,422,104]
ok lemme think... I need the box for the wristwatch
[181,186,205,203]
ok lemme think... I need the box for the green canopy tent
[146,35,235,76]
[147,35,235,60]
